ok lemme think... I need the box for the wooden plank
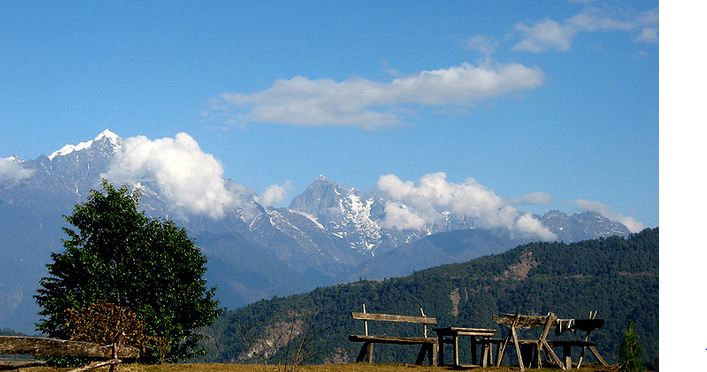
[351,312,437,324]
[511,326,525,372]
[493,313,547,328]
[0,360,47,370]
[348,335,437,345]
[0,336,139,359]
[588,345,609,366]
[67,359,120,372]
[549,340,598,347]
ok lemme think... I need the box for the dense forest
[197,228,658,367]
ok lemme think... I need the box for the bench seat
[348,335,437,345]
[548,340,598,347]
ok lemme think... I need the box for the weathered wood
[67,358,120,372]
[351,312,437,324]
[0,336,139,358]
[493,313,548,328]
[350,306,437,365]
[0,359,48,370]
[549,340,598,347]
[588,345,609,366]
[348,335,436,345]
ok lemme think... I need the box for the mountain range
[0,130,631,332]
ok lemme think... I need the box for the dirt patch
[501,251,537,280]
[449,288,460,319]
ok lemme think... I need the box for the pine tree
[618,321,644,372]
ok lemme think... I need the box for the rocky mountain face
[0,130,631,332]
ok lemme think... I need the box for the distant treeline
[197,228,658,367]
[0,328,28,336]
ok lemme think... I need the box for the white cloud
[208,61,543,128]
[377,172,556,240]
[574,199,645,233]
[513,6,659,52]
[0,158,34,185]
[636,27,658,43]
[514,19,574,52]
[259,181,292,207]
[466,35,497,57]
[508,192,552,206]
[381,202,426,230]
[103,133,235,219]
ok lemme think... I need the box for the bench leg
[356,342,374,363]
[415,344,435,366]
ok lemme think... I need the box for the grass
[19,363,617,372]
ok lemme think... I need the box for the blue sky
[1,1,658,228]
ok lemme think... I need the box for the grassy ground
[19,363,617,372]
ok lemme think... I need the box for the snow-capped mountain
[0,130,634,332]
[289,176,382,254]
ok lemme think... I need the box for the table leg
[563,344,572,369]
[481,340,490,368]
[453,335,460,367]
[588,346,609,366]
[437,334,444,366]
[511,327,525,372]
[471,337,478,365]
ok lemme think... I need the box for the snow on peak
[48,129,121,160]
[95,129,120,143]
[2,155,22,163]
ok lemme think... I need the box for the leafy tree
[35,180,221,362]
[618,321,645,372]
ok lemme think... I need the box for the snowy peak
[540,210,630,241]
[48,129,122,160]
[289,176,382,253]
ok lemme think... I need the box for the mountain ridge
[0,130,634,332]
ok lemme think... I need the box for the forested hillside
[199,228,658,367]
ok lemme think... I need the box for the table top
[556,318,605,334]
[433,327,496,337]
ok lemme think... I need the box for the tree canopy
[35,180,221,361]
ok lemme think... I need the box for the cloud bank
[574,199,645,233]
[103,133,235,219]
[0,158,34,185]
[208,62,543,128]
[377,172,557,240]
[513,6,658,52]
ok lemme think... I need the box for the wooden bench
[348,304,437,366]
[0,336,139,371]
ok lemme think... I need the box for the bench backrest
[351,312,437,325]
[352,304,436,338]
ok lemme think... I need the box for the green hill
[199,228,658,367]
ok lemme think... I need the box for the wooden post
[438,333,445,366]
[563,344,572,369]
[420,308,427,338]
[471,337,478,365]
[453,334,460,367]
[362,304,368,336]
[577,310,595,368]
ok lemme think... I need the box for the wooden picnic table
[493,312,566,371]
[551,313,608,369]
[433,327,496,368]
